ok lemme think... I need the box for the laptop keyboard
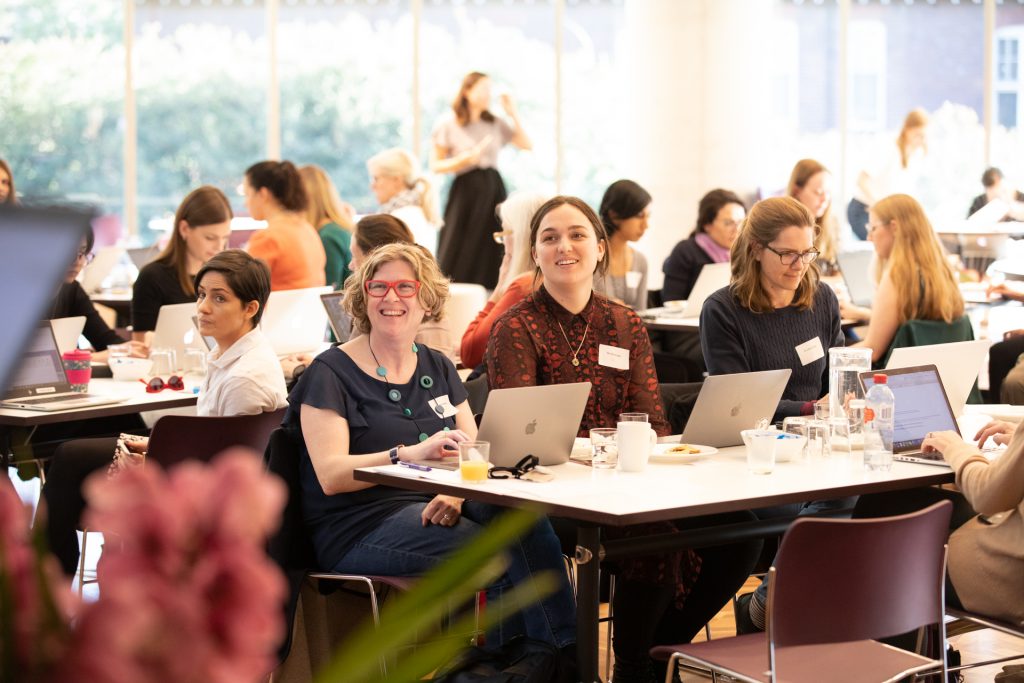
[12,393,89,405]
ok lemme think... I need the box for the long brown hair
[299,164,354,231]
[158,186,233,298]
[897,108,928,168]
[729,196,819,314]
[452,72,495,126]
[871,194,963,324]
[788,159,837,265]
[528,195,610,283]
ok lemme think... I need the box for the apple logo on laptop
[730,403,742,417]
[525,419,537,435]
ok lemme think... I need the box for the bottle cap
[872,373,888,384]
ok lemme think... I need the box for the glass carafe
[828,347,872,420]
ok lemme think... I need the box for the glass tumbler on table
[458,441,490,484]
[589,428,618,469]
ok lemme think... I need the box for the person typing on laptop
[44,250,287,576]
[486,196,761,683]
[282,242,578,655]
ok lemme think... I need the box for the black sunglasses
[488,455,540,480]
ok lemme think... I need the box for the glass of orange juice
[458,441,490,484]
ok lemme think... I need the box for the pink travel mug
[62,348,92,392]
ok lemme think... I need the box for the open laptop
[680,369,792,448]
[1,325,124,411]
[49,316,86,355]
[127,245,160,270]
[859,365,958,466]
[477,382,592,466]
[152,303,206,369]
[320,291,353,343]
[78,245,124,293]
[885,340,989,417]
[660,262,731,319]
[262,286,332,356]
[837,249,876,307]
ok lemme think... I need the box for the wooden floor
[597,577,1024,682]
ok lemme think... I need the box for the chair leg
[77,528,89,599]
[605,573,615,679]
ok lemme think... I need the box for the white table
[355,449,953,681]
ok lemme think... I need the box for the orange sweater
[248,220,326,291]
[460,273,533,368]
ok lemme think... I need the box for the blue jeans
[333,500,577,648]
[847,198,869,241]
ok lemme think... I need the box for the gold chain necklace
[557,319,590,367]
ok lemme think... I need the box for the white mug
[616,421,655,473]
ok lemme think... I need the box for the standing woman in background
[131,186,232,342]
[244,160,326,291]
[788,159,840,276]
[0,159,15,204]
[299,164,355,289]
[431,71,532,288]
[367,148,441,253]
[847,108,929,240]
[595,179,652,311]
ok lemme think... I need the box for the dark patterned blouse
[486,285,670,437]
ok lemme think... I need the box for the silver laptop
[837,249,876,307]
[152,302,205,369]
[262,286,332,356]
[680,369,792,448]
[321,291,353,343]
[676,262,731,318]
[859,365,958,466]
[886,340,989,417]
[49,316,86,355]
[78,245,124,293]
[477,382,592,466]
[127,245,160,270]
[1,325,124,411]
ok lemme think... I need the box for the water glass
[782,417,809,460]
[589,428,618,469]
[814,401,830,422]
[805,419,829,459]
[745,429,776,474]
[619,412,648,423]
[149,348,177,376]
[458,441,490,484]
[183,347,208,377]
[107,342,131,360]
[828,417,852,459]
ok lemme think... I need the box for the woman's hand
[921,430,965,456]
[401,429,471,462]
[974,420,1017,448]
[499,93,517,117]
[127,340,150,358]
[422,494,463,527]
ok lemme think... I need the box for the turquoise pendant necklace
[368,340,449,442]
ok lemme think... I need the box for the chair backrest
[767,500,952,649]
[880,315,974,367]
[146,407,287,468]
[445,283,488,342]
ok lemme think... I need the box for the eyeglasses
[139,375,185,393]
[76,249,95,265]
[365,280,421,298]
[762,244,819,266]
[492,229,514,245]
[488,455,540,480]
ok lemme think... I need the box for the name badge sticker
[625,271,643,290]
[794,337,825,366]
[428,394,459,419]
[598,344,630,371]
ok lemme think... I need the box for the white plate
[649,443,717,463]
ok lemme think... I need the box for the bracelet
[389,445,403,465]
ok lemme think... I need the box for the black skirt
[436,167,507,288]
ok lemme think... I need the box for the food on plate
[667,444,701,454]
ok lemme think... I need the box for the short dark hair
[982,167,1004,189]
[355,213,415,254]
[245,160,308,212]
[696,189,745,234]
[598,179,651,237]
[193,249,272,327]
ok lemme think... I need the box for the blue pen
[399,461,432,472]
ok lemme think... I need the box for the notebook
[680,369,792,448]
[477,382,592,466]
[885,340,989,417]
[1,324,124,411]
[262,286,333,356]
[49,316,86,355]
[837,249,876,307]
[152,303,206,369]
[859,365,959,466]
[320,291,353,343]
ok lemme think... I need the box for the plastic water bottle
[864,373,895,471]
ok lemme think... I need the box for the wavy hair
[897,108,929,169]
[299,165,354,231]
[788,159,837,265]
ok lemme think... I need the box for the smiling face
[756,225,815,304]
[196,271,258,349]
[532,203,606,292]
[365,258,426,337]
[705,202,745,249]
[180,221,231,269]
[793,171,832,220]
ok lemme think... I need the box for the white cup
[745,429,777,475]
[616,421,654,472]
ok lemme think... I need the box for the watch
[389,445,403,465]
[291,363,306,381]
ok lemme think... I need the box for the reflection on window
[999,92,1018,130]
[998,37,1019,83]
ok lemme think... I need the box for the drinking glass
[149,348,177,376]
[589,428,618,469]
[782,417,809,460]
[828,417,852,459]
[107,342,131,360]
[745,429,776,474]
[814,401,830,422]
[458,441,490,484]
[183,347,208,377]
[828,347,872,419]
[805,419,830,459]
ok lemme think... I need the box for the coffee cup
[62,348,92,392]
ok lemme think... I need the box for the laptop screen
[321,292,353,343]
[860,366,958,453]
[6,326,67,394]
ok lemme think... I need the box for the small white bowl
[740,429,805,463]
[109,357,153,382]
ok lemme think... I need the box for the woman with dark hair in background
[244,160,326,291]
[431,71,531,288]
[299,164,355,289]
[594,179,652,310]
[788,159,840,276]
[131,186,232,342]
[661,189,745,302]
[0,159,16,205]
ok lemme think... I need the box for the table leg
[575,524,601,683]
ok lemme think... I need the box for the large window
[0,0,124,244]
[993,6,1024,186]
[134,1,268,244]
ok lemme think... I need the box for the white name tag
[428,394,459,419]
[795,337,825,366]
[625,271,642,290]
[599,344,630,370]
